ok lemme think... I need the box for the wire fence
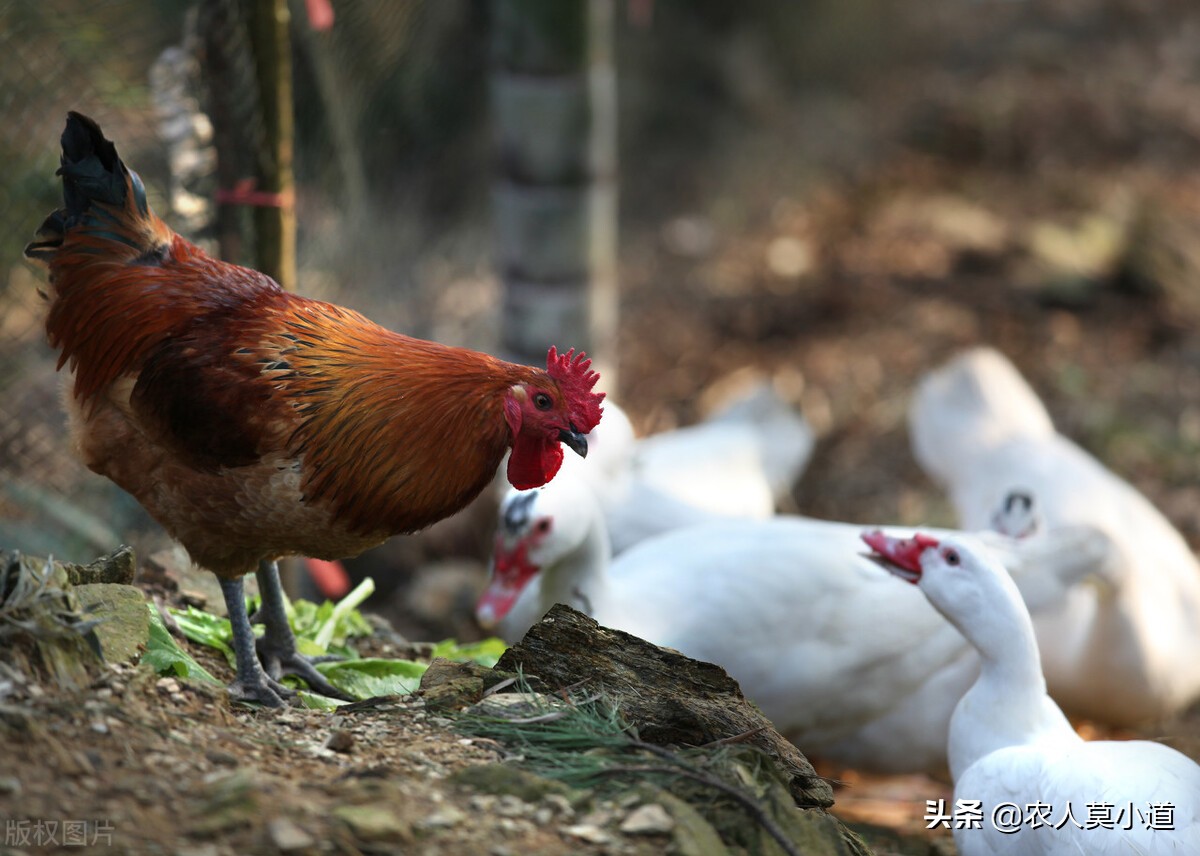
[0,0,494,563]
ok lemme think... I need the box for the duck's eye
[533,392,553,411]
[943,548,961,567]
[534,518,552,535]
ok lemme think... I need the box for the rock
[495,795,532,818]
[74,584,149,664]
[418,658,515,712]
[64,546,136,586]
[157,677,182,694]
[204,749,238,767]
[325,729,354,753]
[620,803,674,835]
[333,803,414,844]
[543,793,575,820]
[421,804,468,829]
[495,604,833,808]
[267,817,315,852]
[562,823,612,845]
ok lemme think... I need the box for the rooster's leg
[254,560,354,701]
[218,575,288,707]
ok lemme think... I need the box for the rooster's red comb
[546,346,605,433]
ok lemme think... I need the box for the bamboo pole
[247,0,297,291]
[492,0,618,389]
[248,0,300,595]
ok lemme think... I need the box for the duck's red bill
[475,538,540,629]
[861,530,940,584]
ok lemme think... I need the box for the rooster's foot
[253,559,355,702]
[226,670,296,708]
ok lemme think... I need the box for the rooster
[25,112,604,707]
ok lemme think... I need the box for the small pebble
[325,729,355,753]
[469,795,497,812]
[205,749,239,767]
[156,677,181,694]
[543,794,574,818]
[267,817,315,852]
[562,824,611,845]
[422,805,467,829]
[620,803,674,835]
[495,795,530,818]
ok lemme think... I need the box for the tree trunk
[491,0,618,389]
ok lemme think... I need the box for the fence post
[492,0,618,389]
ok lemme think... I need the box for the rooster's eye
[533,392,553,411]
[943,548,961,567]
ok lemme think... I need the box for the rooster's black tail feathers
[25,111,149,263]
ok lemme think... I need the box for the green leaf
[166,576,375,662]
[431,637,509,667]
[297,690,353,710]
[315,657,427,699]
[312,577,375,650]
[169,604,237,668]
[142,605,222,686]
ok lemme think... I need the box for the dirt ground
[7,0,1200,853]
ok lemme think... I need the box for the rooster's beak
[558,425,588,458]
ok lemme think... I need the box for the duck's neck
[539,517,613,618]
[944,573,1078,780]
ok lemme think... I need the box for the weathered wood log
[495,603,834,809]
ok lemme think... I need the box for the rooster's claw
[227,673,294,708]
[256,641,354,702]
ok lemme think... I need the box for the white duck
[556,386,814,553]
[909,347,1200,725]
[866,530,1200,855]
[477,472,1111,773]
